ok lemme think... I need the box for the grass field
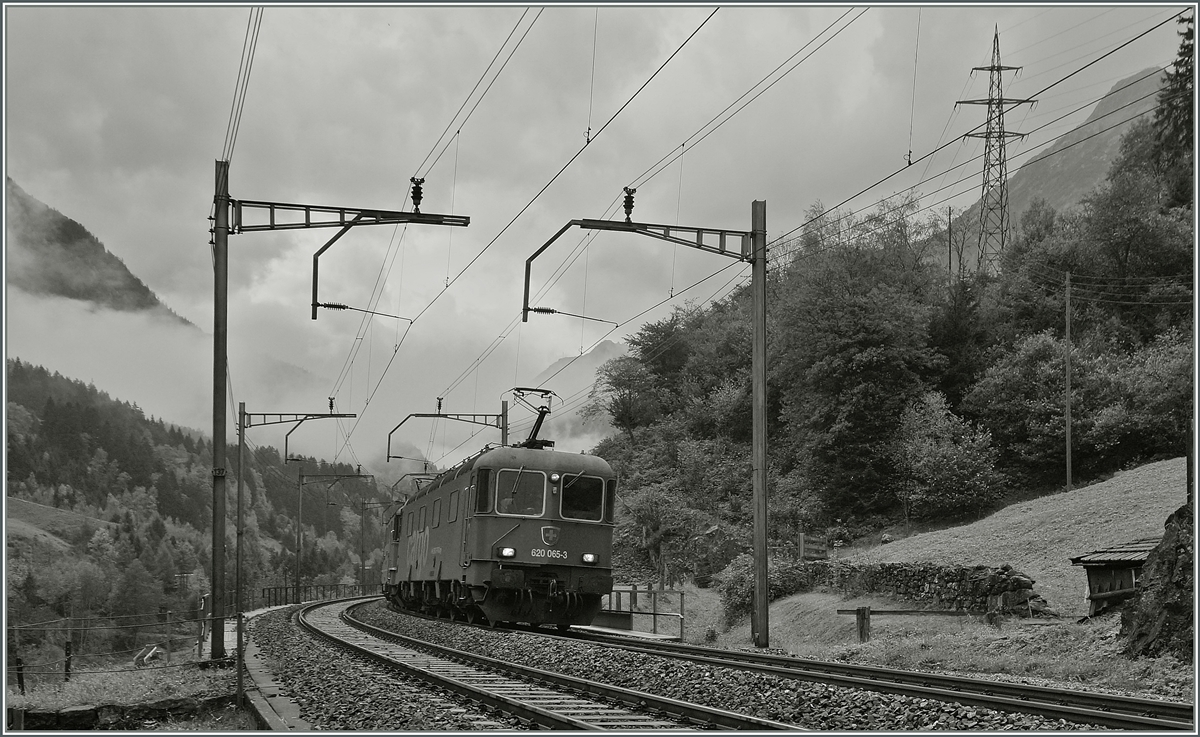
[6,497,114,548]
[697,457,1192,700]
[842,456,1186,618]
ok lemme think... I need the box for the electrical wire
[434,9,864,420]
[774,11,1186,250]
[627,7,864,191]
[333,9,720,457]
[789,71,1168,251]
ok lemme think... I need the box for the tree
[582,356,661,443]
[889,392,1005,526]
[774,238,943,515]
[613,483,707,587]
[108,559,161,647]
[1153,11,1194,208]
[627,309,691,388]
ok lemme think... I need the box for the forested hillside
[586,55,1193,586]
[6,359,396,657]
[6,177,193,326]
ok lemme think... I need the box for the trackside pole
[750,200,769,649]
[212,160,229,660]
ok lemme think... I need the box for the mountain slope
[531,339,627,450]
[950,68,1163,263]
[5,177,195,327]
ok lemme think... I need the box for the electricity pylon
[956,28,1034,276]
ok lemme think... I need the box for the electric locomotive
[382,421,616,627]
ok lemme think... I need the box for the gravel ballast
[350,601,1105,731]
[248,607,523,730]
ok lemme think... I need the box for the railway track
[298,598,798,730]
[550,628,1195,731]
[352,600,1192,731]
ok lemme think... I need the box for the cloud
[5,4,1182,472]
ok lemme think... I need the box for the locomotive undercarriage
[387,572,604,628]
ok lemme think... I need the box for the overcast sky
[4,3,1187,476]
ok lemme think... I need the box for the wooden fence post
[679,591,686,639]
[165,611,173,664]
[855,606,871,643]
[63,640,72,682]
[15,656,25,695]
[196,606,206,658]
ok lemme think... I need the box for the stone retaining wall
[803,560,1057,616]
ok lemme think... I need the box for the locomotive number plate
[531,548,569,559]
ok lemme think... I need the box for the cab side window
[432,499,442,528]
[448,490,459,522]
[605,479,617,522]
[475,469,493,513]
[392,513,402,541]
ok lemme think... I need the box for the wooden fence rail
[836,607,979,642]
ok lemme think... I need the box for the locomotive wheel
[556,624,571,631]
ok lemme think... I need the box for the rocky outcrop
[1120,502,1194,661]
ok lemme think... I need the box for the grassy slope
[691,459,1191,697]
[843,457,1186,617]
[6,497,115,549]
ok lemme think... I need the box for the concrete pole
[211,160,229,660]
[751,200,769,649]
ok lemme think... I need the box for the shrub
[711,553,813,621]
[891,391,1006,522]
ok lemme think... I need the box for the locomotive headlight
[549,473,561,483]
[581,553,598,564]
[498,547,517,558]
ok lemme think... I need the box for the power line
[784,60,1174,253]
[628,7,865,191]
[332,9,721,457]
[414,8,536,179]
[326,10,542,451]
[437,10,866,416]
[774,9,1186,250]
[788,74,1169,254]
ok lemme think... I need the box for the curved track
[358,599,1192,731]
[299,598,798,730]
[550,628,1195,731]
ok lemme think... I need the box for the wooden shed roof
[1070,537,1161,566]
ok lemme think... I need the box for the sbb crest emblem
[541,526,560,546]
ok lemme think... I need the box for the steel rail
[560,629,1194,731]
[300,599,797,730]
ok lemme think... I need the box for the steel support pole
[236,402,245,705]
[360,497,365,589]
[750,200,769,648]
[295,471,303,604]
[1065,272,1072,493]
[211,160,229,660]
[501,400,509,446]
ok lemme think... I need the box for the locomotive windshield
[560,475,604,521]
[496,468,545,516]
